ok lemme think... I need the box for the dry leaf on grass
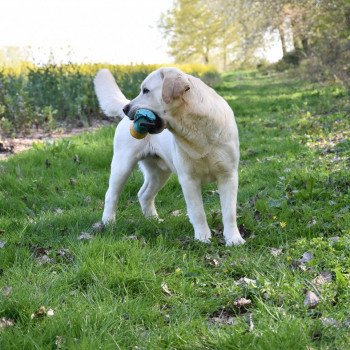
[92,221,104,232]
[233,298,252,309]
[321,317,338,327]
[328,236,340,244]
[55,335,66,349]
[235,277,257,288]
[54,208,64,215]
[0,240,6,249]
[2,286,12,297]
[208,307,235,326]
[171,210,182,217]
[78,232,92,241]
[299,252,314,264]
[312,271,333,286]
[0,318,14,329]
[161,282,172,296]
[31,306,54,319]
[304,291,320,308]
[270,248,282,257]
[204,255,220,267]
[56,249,74,263]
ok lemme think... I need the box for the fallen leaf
[304,291,320,308]
[54,208,64,214]
[47,308,55,317]
[36,254,54,265]
[270,248,282,257]
[299,252,314,263]
[208,307,235,326]
[31,306,47,319]
[204,255,220,267]
[31,306,54,319]
[0,240,6,248]
[312,271,333,286]
[69,178,77,186]
[2,286,12,297]
[233,298,252,309]
[161,282,172,296]
[321,317,338,327]
[171,210,182,217]
[307,218,317,228]
[55,335,66,349]
[92,222,104,232]
[328,236,340,244]
[235,277,257,288]
[78,232,92,240]
[0,318,14,329]
[56,249,74,263]
[123,235,146,246]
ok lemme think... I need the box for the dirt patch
[0,120,114,161]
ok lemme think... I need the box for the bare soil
[0,120,114,161]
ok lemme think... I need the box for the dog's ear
[161,70,190,104]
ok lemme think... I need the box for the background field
[0,63,219,136]
[0,70,349,349]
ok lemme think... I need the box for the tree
[159,0,225,64]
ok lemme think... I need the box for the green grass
[1,71,349,349]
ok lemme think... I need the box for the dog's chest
[186,152,233,183]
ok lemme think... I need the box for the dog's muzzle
[124,104,166,134]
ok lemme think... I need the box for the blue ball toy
[130,108,157,139]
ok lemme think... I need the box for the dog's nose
[123,104,130,116]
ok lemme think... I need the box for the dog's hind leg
[138,158,171,218]
[102,149,138,224]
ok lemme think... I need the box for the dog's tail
[94,69,129,119]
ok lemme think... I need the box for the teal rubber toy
[130,108,156,139]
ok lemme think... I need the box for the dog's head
[122,67,191,134]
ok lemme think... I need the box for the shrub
[0,63,219,134]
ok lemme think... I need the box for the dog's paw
[225,236,246,246]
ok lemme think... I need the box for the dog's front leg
[218,173,245,246]
[178,176,211,243]
[102,150,138,224]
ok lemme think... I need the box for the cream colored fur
[94,67,244,246]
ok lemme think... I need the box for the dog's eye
[142,88,150,94]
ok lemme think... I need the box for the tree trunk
[278,26,287,57]
[301,35,309,55]
[203,48,209,64]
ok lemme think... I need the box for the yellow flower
[279,221,287,228]
[272,216,277,220]
[175,268,181,274]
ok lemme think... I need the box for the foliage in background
[159,0,350,85]
[0,63,220,136]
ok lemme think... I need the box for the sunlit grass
[0,71,349,349]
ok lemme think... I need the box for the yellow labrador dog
[94,67,244,246]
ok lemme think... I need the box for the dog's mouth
[128,109,166,134]
[147,112,166,134]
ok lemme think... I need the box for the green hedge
[0,63,220,136]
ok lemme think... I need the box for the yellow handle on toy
[130,123,147,139]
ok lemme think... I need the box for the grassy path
[0,71,349,349]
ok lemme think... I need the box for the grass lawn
[0,71,349,349]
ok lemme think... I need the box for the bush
[0,63,219,134]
